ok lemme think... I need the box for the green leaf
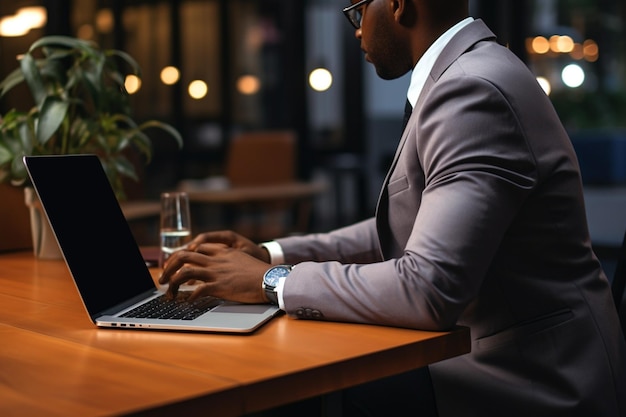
[69,118,91,148]
[107,70,126,90]
[38,57,67,87]
[123,129,152,161]
[0,143,13,166]
[20,53,46,107]
[0,108,21,128]
[17,119,35,154]
[28,35,92,54]
[108,49,142,77]
[112,155,139,181]
[37,97,69,145]
[0,67,26,98]
[9,151,27,183]
[110,113,138,128]
[82,50,106,109]
[138,120,183,148]
[41,47,76,61]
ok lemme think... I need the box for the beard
[364,24,413,80]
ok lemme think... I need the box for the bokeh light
[309,68,333,92]
[188,80,208,99]
[124,74,141,94]
[237,75,261,95]
[160,66,180,85]
[561,64,585,88]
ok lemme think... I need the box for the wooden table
[182,182,326,204]
[183,181,328,240]
[116,182,328,244]
[0,251,470,416]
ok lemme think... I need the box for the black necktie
[401,99,412,133]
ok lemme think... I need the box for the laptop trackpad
[213,304,274,314]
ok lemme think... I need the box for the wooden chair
[224,130,299,241]
[225,130,296,187]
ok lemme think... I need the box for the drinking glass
[159,191,192,267]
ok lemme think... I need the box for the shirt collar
[406,17,474,108]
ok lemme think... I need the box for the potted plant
[0,35,183,258]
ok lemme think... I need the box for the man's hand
[158,242,271,304]
[188,230,271,263]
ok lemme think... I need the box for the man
[160,0,626,415]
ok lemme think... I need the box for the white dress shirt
[406,17,473,107]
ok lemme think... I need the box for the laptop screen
[24,155,156,317]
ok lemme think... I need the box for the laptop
[23,154,281,333]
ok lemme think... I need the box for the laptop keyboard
[120,293,222,320]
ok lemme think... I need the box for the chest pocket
[388,175,409,197]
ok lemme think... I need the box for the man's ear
[393,0,417,26]
[391,0,403,22]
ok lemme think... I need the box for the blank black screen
[24,155,155,317]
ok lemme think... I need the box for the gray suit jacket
[276,20,626,416]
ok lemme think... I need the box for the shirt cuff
[259,241,285,265]
[276,276,286,310]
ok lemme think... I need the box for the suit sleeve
[280,73,538,330]
[275,218,382,264]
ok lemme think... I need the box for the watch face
[264,266,290,287]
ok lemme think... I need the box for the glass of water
[159,191,192,267]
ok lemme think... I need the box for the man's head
[342,0,469,80]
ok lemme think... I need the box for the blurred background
[1,0,625,271]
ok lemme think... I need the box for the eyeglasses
[342,0,374,30]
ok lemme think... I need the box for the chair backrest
[613,230,626,337]
[225,130,296,187]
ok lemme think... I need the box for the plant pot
[23,187,63,260]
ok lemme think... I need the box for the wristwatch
[262,264,292,305]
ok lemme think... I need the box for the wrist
[259,241,285,264]
[259,246,271,264]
